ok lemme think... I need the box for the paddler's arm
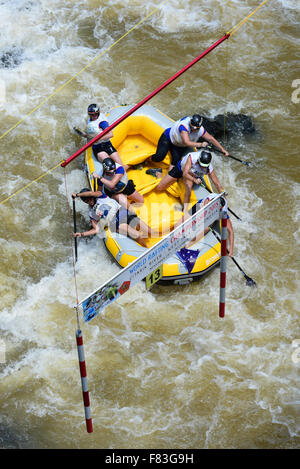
[74,219,100,238]
[73,127,87,138]
[98,121,113,141]
[72,190,103,199]
[182,157,201,185]
[98,130,114,141]
[202,131,229,156]
[227,217,234,257]
[99,173,122,189]
[180,130,208,149]
[208,170,224,193]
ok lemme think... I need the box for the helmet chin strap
[198,150,212,168]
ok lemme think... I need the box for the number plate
[146,265,163,290]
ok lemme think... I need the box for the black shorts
[168,165,182,179]
[169,145,191,166]
[104,179,136,198]
[92,141,117,158]
[150,132,190,165]
[112,207,139,231]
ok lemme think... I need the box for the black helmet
[79,188,92,202]
[190,114,203,128]
[198,151,212,167]
[87,103,100,114]
[102,158,116,172]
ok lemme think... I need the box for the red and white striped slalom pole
[76,329,93,433]
[219,209,228,318]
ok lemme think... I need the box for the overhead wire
[0,160,64,205]
[0,0,170,142]
[227,0,270,36]
[0,0,271,205]
[0,0,170,205]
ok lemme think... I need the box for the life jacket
[102,163,128,193]
[89,196,120,230]
[180,151,213,176]
[86,114,110,142]
[170,116,206,147]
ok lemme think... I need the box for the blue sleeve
[164,128,171,141]
[179,124,188,133]
[115,166,125,175]
[99,120,109,130]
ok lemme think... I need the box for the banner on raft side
[78,195,223,323]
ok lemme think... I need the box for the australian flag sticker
[176,248,200,274]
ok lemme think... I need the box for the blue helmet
[102,158,116,172]
[87,103,100,115]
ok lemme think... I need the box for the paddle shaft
[213,229,244,271]
[230,255,246,274]
[211,229,255,285]
[73,127,86,137]
[207,144,250,166]
[73,198,78,262]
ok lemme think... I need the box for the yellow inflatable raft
[85,105,221,285]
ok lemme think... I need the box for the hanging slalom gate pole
[76,329,93,433]
[219,209,228,318]
[61,33,230,168]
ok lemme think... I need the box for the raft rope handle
[0,0,170,142]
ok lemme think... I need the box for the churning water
[0,0,299,449]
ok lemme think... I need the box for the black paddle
[72,197,78,262]
[211,229,256,287]
[207,144,252,167]
[199,175,242,222]
[230,256,257,287]
[73,127,86,138]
